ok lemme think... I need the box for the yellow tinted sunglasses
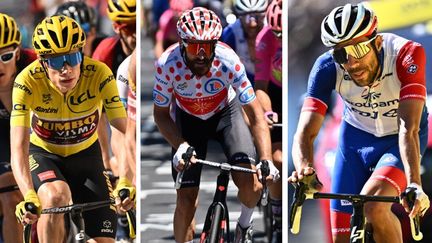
[332,36,376,64]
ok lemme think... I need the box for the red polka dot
[214,60,220,66]
[206,71,212,78]
[165,75,171,81]
[229,73,233,79]
[157,67,162,74]
[169,67,175,73]
[185,74,191,80]
[196,92,202,97]
[156,84,162,91]
[216,71,222,77]
[175,75,181,81]
[176,62,182,68]
[235,64,241,72]
[241,82,247,88]
[196,83,202,89]
[167,88,173,93]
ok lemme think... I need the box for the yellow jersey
[11,56,127,157]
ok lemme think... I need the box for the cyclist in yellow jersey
[11,16,135,243]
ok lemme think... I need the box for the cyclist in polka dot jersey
[153,7,280,243]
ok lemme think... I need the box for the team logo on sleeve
[153,89,169,106]
[205,79,225,94]
[239,86,256,104]
[407,64,418,74]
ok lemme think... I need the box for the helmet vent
[48,29,60,48]
[40,39,50,49]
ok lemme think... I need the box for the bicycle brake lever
[259,160,270,206]
[23,203,38,243]
[175,147,194,189]
[118,189,136,239]
[403,188,423,241]
[289,182,307,234]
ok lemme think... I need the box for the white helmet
[234,0,268,15]
[321,2,377,47]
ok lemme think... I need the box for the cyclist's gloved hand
[257,160,280,183]
[15,189,41,225]
[288,164,323,193]
[173,142,196,172]
[403,183,430,218]
[113,177,136,212]
[264,111,278,125]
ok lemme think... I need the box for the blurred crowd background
[2,0,116,49]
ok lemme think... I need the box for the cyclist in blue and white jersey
[221,0,268,86]
[289,3,430,243]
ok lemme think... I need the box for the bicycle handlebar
[289,182,424,241]
[175,157,269,206]
[41,200,114,214]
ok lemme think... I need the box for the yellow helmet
[32,15,86,56]
[107,0,136,23]
[0,13,21,48]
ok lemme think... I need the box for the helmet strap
[370,37,383,83]
[119,32,134,55]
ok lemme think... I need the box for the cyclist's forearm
[291,112,323,170]
[399,131,422,185]
[244,101,272,160]
[292,132,315,170]
[255,89,272,112]
[10,126,33,194]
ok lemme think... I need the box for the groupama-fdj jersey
[153,42,256,120]
[303,33,428,233]
[304,33,427,136]
[11,56,127,157]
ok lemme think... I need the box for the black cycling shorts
[29,142,117,239]
[171,100,256,188]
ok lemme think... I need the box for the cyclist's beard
[187,56,212,77]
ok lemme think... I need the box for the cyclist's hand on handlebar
[113,177,136,212]
[402,183,430,218]
[173,142,196,172]
[264,111,278,126]
[257,159,280,183]
[15,189,41,225]
[288,165,323,192]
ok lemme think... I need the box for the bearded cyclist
[289,3,430,243]
[254,0,282,242]
[221,0,268,85]
[0,12,37,243]
[11,15,135,243]
[153,7,280,243]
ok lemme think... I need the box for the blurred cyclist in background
[0,12,37,243]
[92,1,136,241]
[254,0,282,242]
[55,1,106,57]
[154,0,194,58]
[221,0,268,85]
[289,3,430,243]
